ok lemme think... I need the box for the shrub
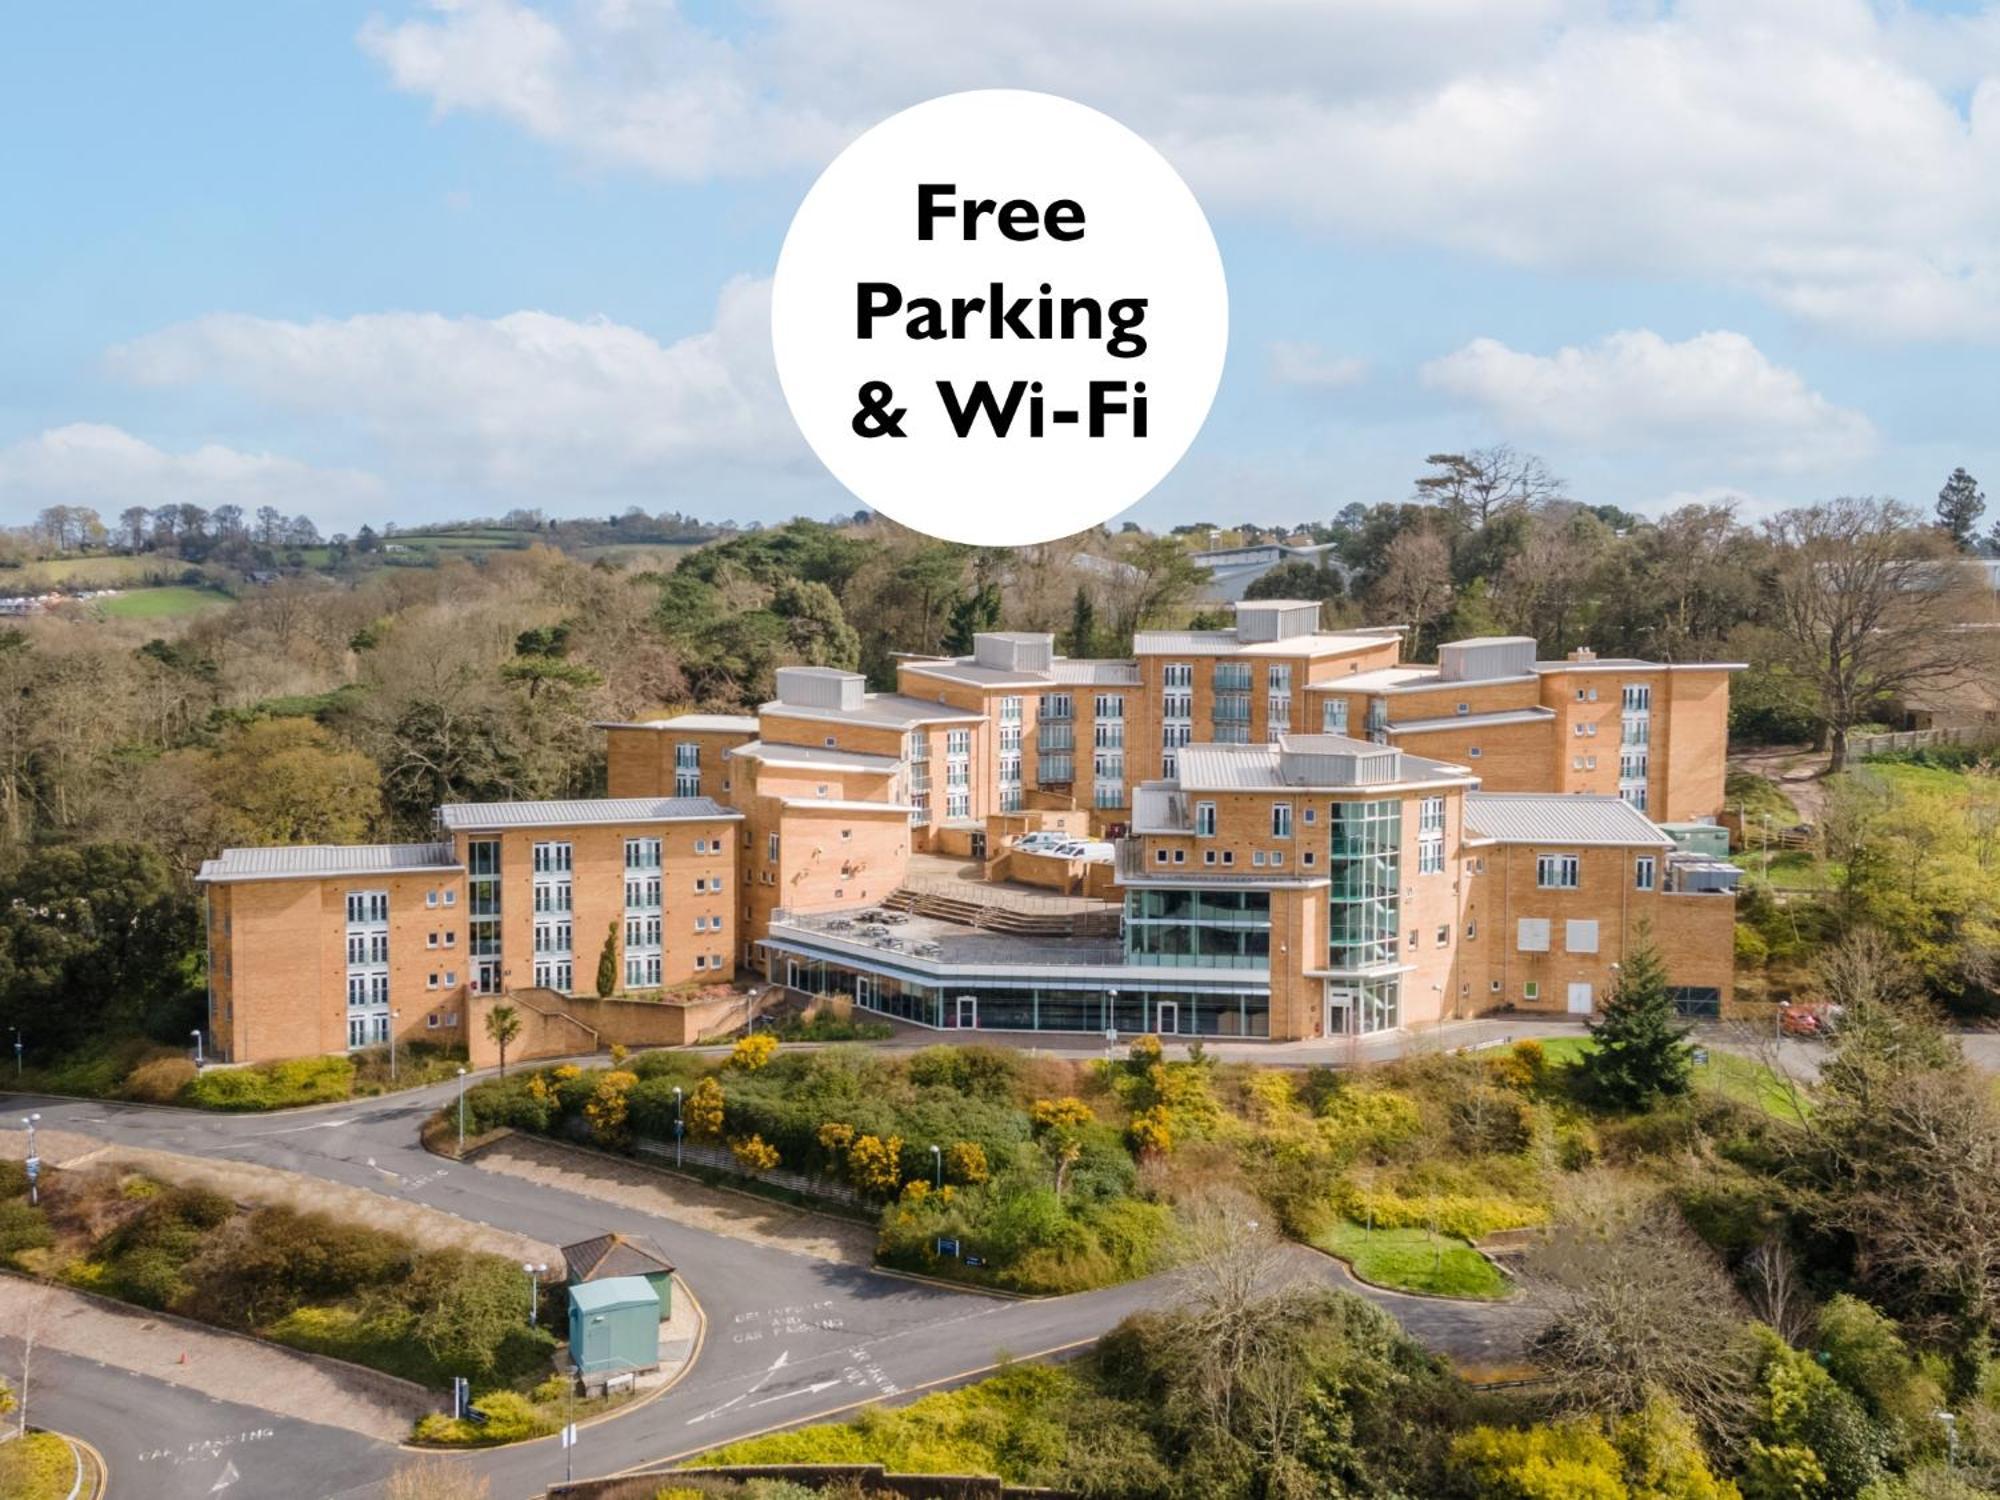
[730,1033,778,1071]
[687,1076,726,1140]
[945,1140,989,1186]
[121,1054,198,1103]
[1318,1086,1423,1154]
[848,1134,904,1195]
[905,1045,1024,1102]
[1448,1421,1628,1499]
[415,1390,559,1446]
[583,1070,637,1145]
[1334,1183,1547,1241]
[1128,1105,1173,1156]
[0,1200,52,1261]
[196,1205,408,1325]
[1030,1097,1094,1132]
[731,1134,780,1172]
[183,1055,354,1110]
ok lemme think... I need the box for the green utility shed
[568,1277,662,1379]
[562,1233,675,1320]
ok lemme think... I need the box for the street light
[524,1261,548,1326]
[22,1113,40,1206]
[673,1086,685,1169]
[929,1143,942,1190]
[9,1027,19,1079]
[455,1066,468,1156]
[191,1029,205,1067]
[390,1009,400,1084]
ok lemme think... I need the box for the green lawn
[4,554,181,588]
[1732,848,1830,891]
[0,1431,78,1499]
[1537,1035,1808,1120]
[97,585,230,619]
[1312,1219,1512,1300]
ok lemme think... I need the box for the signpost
[561,1421,578,1482]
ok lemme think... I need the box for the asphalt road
[0,1077,1534,1499]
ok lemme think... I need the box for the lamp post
[389,1009,400,1083]
[524,1262,548,1326]
[22,1112,40,1206]
[930,1142,942,1190]
[191,1029,205,1067]
[9,1027,19,1079]
[455,1066,468,1156]
[673,1086,685,1168]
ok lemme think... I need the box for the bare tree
[13,1280,57,1439]
[1414,445,1565,530]
[1763,497,1995,770]
[1371,528,1454,655]
[1528,1195,1759,1446]
[1743,1237,1815,1347]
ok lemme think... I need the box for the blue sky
[6,1,2000,536]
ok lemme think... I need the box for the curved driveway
[1,1079,1535,1498]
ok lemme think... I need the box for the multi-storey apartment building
[202,601,1740,1060]
[199,798,741,1063]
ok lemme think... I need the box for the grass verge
[0,1432,76,1500]
[1312,1220,1512,1300]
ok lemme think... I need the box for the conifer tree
[596,918,619,998]
[1582,926,1693,1109]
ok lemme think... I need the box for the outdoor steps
[882,886,1120,939]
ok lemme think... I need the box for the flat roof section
[1463,792,1674,847]
[759,695,987,730]
[197,841,461,884]
[594,714,760,734]
[438,796,742,831]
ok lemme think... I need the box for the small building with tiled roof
[562,1232,675,1319]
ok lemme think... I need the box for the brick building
[200,602,1742,1059]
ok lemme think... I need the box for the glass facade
[1328,799,1401,970]
[1123,887,1271,967]
[778,951,1270,1037]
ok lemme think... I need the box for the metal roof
[437,796,740,831]
[198,841,460,884]
[1389,707,1555,734]
[900,656,1142,689]
[567,1276,661,1313]
[728,741,901,772]
[1462,792,1674,847]
[1131,629,1398,658]
[594,714,758,733]
[758,695,986,729]
[1173,741,1470,792]
[1305,666,1439,693]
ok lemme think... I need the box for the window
[1635,857,1656,891]
[1622,683,1652,713]
[1566,919,1599,954]
[1468,746,1483,758]
[1094,694,1124,720]
[1536,854,1580,889]
[425,890,438,908]
[1195,801,1217,837]
[1456,702,1469,716]
[1523,980,1540,1001]
[1173,848,1186,864]
[442,889,456,907]
[1517,918,1551,952]
[1155,848,1168,865]
[426,932,438,949]
[1253,851,1266,867]
[345,891,389,925]
[1271,803,1292,838]
[624,838,661,870]
[1322,698,1349,735]
[767,832,780,862]
[1436,925,1450,947]
[946,728,972,757]
[1164,662,1192,689]
[1417,796,1445,874]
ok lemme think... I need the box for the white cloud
[106,277,809,500]
[0,423,381,517]
[358,0,2000,340]
[1420,328,1876,472]
[1267,341,1367,390]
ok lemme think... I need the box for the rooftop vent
[1278,733,1403,787]
[1232,600,1321,644]
[774,666,865,713]
[1438,636,1536,683]
[971,632,1054,673]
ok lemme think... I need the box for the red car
[1779,1006,1825,1037]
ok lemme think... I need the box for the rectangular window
[1635,857,1656,891]
[1271,803,1292,838]
[1517,918,1551,952]
[1536,854,1581,889]
[1622,683,1652,713]
[1195,801,1217,837]
[1094,694,1124,719]
[1163,662,1192,689]
[946,728,972,757]
[1566,919,1600,954]
[1322,698,1349,735]
[624,838,661,870]
[767,832,780,862]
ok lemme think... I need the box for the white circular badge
[771,90,1228,547]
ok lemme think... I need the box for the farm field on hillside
[96,585,231,619]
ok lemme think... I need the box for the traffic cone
[178,1351,189,1365]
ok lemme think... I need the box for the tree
[207,717,382,847]
[1582,928,1693,1109]
[595,919,618,998]
[483,1005,521,1076]
[1937,467,1986,550]
[1371,528,1454,659]
[1066,587,1097,657]
[1762,497,1992,771]
[1243,559,1344,621]
[770,577,861,668]
[944,583,1002,652]
[406,1249,536,1375]
[1413,445,1564,531]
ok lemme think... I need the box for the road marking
[742,1378,842,1410]
[245,1118,356,1136]
[210,1459,240,1491]
[685,1349,790,1424]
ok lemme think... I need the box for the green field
[2,554,193,589]
[96,585,231,620]
[1313,1220,1513,1299]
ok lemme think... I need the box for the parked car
[1779,1005,1825,1037]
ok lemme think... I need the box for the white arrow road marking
[686,1350,791,1424]
[246,1118,357,1136]
[210,1459,240,1491]
[742,1378,843,1411]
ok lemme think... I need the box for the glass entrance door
[1155,1001,1179,1035]
[955,995,978,1029]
